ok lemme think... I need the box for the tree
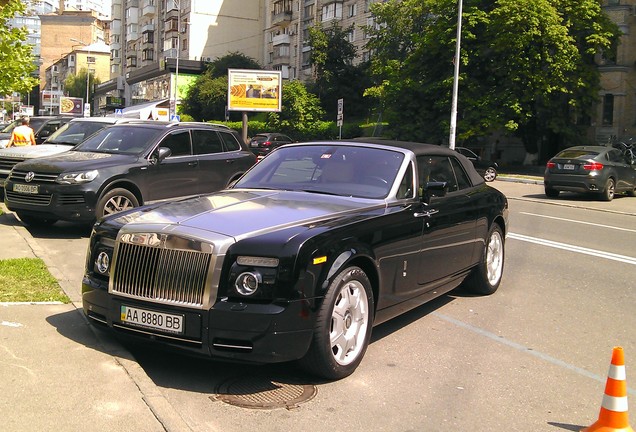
[365,0,620,157]
[308,22,373,120]
[64,69,101,105]
[0,0,38,96]
[267,80,324,135]
[181,52,262,121]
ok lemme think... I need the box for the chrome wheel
[103,195,135,215]
[483,167,497,182]
[486,228,504,286]
[330,280,370,366]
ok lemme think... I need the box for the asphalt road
[10,180,636,431]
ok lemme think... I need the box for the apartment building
[95,0,264,114]
[263,0,376,81]
[42,41,111,115]
[596,0,636,144]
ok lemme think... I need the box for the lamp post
[448,0,463,150]
[171,0,181,120]
[70,37,91,117]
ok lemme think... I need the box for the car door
[608,148,636,191]
[416,155,478,287]
[192,129,242,194]
[143,129,200,201]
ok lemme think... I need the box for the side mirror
[420,181,448,203]
[150,147,172,165]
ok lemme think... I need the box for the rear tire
[464,224,505,295]
[96,188,139,219]
[600,178,615,201]
[545,187,559,198]
[298,266,374,380]
[16,212,58,227]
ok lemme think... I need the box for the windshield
[1,120,19,133]
[45,120,113,145]
[556,149,600,159]
[74,126,163,155]
[235,144,405,199]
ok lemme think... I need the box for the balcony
[272,33,291,46]
[142,23,155,33]
[272,10,293,25]
[142,4,155,17]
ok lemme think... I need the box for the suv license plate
[120,305,184,334]
[13,184,39,194]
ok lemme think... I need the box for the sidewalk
[0,204,191,432]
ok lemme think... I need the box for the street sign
[337,98,344,115]
[115,108,123,116]
[171,114,181,122]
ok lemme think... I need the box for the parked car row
[3,121,256,226]
[0,116,73,148]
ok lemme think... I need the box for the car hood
[15,150,137,171]
[0,144,73,159]
[110,189,383,240]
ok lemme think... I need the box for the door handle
[188,161,198,167]
[414,209,439,218]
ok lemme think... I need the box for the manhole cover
[211,375,317,410]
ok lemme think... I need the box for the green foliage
[308,22,375,120]
[266,80,325,134]
[0,258,70,303]
[0,0,38,95]
[64,69,101,105]
[366,0,620,154]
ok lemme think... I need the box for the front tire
[96,188,139,219]
[483,167,497,182]
[299,266,374,380]
[464,224,505,295]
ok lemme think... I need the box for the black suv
[5,121,256,226]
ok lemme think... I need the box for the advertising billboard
[227,69,282,112]
[59,97,84,115]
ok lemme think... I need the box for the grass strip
[0,258,70,303]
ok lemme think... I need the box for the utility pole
[448,0,463,150]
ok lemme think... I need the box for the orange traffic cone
[581,347,634,432]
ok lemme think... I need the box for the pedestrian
[7,117,36,147]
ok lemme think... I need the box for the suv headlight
[57,170,98,184]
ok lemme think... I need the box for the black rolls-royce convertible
[82,139,508,380]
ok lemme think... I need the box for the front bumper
[82,278,316,364]
[4,179,99,221]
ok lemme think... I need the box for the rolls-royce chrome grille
[110,234,215,309]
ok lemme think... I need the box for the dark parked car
[544,145,636,201]
[81,139,508,380]
[455,147,498,182]
[249,132,294,157]
[4,121,256,226]
[0,116,73,148]
[0,117,139,199]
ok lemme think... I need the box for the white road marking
[519,212,636,233]
[508,232,636,266]
[434,312,636,396]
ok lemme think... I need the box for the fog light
[235,272,261,296]
[96,252,110,274]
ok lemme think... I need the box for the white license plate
[13,184,39,194]
[120,305,184,334]
[563,164,575,170]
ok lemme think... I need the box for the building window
[304,4,313,18]
[602,94,614,126]
[142,49,154,61]
[182,38,187,51]
[143,31,154,43]
[86,56,95,64]
[274,0,293,15]
[346,29,355,43]
[348,3,357,17]
[321,2,343,21]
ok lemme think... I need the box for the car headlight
[93,247,113,276]
[229,256,279,298]
[57,170,98,184]
[0,139,9,148]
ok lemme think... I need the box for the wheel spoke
[329,281,369,365]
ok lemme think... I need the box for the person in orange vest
[7,117,36,147]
